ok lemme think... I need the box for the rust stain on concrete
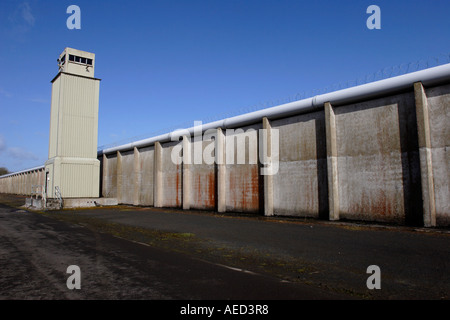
[176,164,180,207]
[240,165,259,212]
[207,171,215,209]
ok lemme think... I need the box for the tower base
[45,157,100,198]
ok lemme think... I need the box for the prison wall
[0,167,46,197]
[97,80,449,227]
[1,80,449,227]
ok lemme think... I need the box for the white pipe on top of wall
[5,64,449,178]
[0,165,45,179]
[98,62,448,155]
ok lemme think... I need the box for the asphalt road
[0,202,342,300]
[0,195,449,300]
[54,205,450,299]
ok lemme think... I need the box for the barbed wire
[98,53,450,150]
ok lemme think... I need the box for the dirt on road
[1,194,449,300]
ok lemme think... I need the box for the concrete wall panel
[335,92,420,224]
[139,146,154,206]
[120,150,135,204]
[426,84,450,225]
[104,155,117,198]
[161,141,182,208]
[225,124,261,213]
[189,138,216,210]
[272,112,328,217]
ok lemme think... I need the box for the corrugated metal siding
[60,163,99,198]
[58,74,99,159]
[48,78,60,159]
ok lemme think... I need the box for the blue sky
[1,0,449,172]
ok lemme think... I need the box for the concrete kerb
[20,197,118,211]
[58,201,450,235]
[4,194,449,235]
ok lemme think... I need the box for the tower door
[45,171,49,195]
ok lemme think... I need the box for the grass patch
[37,210,201,253]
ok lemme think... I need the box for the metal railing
[55,186,62,208]
[31,184,46,203]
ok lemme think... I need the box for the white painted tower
[44,48,101,198]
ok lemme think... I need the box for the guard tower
[44,48,101,198]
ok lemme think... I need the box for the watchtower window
[68,54,92,66]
